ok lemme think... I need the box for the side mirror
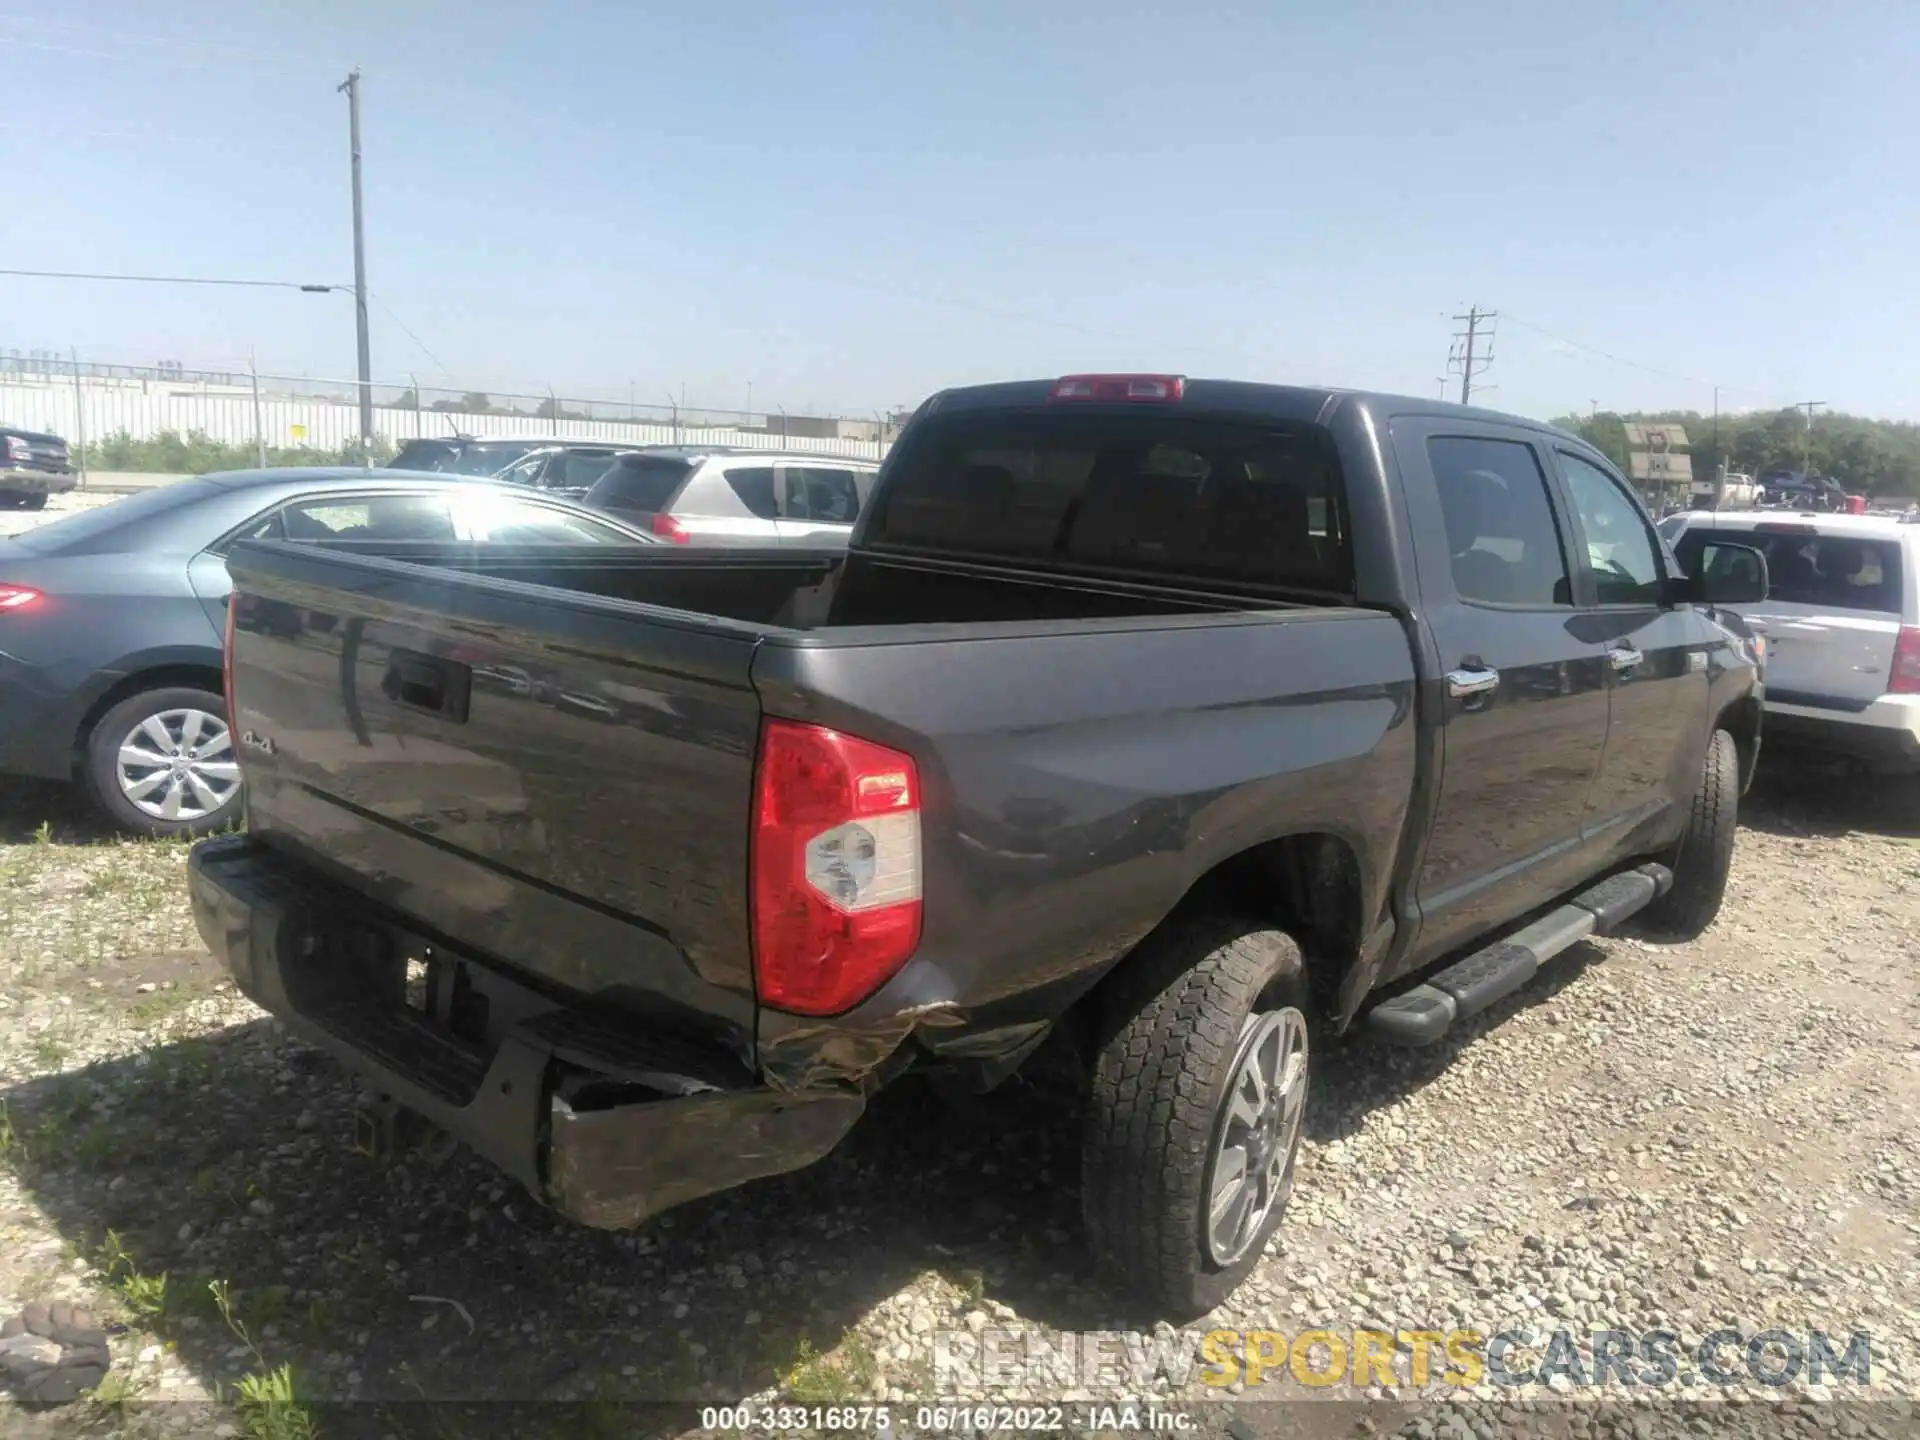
[1673,540,1768,606]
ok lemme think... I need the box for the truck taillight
[650,513,691,544]
[222,597,238,733]
[1892,627,1920,695]
[751,719,922,1016]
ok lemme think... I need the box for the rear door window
[872,413,1349,592]
[589,456,692,512]
[1427,436,1572,607]
[447,492,633,544]
[278,494,458,542]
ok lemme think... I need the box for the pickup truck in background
[0,425,76,510]
[190,375,1769,1317]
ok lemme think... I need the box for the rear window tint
[872,413,1349,593]
[1678,529,1904,614]
[588,457,691,511]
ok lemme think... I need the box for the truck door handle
[1608,647,1645,672]
[1445,666,1500,699]
[381,650,472,722]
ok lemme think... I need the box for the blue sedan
[0,469,656,837]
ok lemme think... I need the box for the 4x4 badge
[240,730,275,755]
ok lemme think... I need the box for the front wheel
[82,687,244,839]
[1082,916,1312,1320]
[1640,728,1739,941]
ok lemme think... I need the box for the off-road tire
[1082,914,1311,1320]
[1641,727,1739,941]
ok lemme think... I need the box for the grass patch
[784,1331,882,1404]
[29,1032,69,1070]
[211,1278,319,1440]
[98,1229,170,1323]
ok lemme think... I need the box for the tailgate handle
[381,650,471,722]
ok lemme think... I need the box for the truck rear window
[871,412,1349,594]
[1676,529,1904,614]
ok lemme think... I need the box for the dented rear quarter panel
[749,609,1419,1090]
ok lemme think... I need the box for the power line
[0,13,326,67]
[0,267,344,291]
[1501,312,1801,408]
[367,293,453,383]
[1447,306,1497,405]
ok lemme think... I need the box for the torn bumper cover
[186,835,865,1228]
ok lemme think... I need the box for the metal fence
[0,355,899,464]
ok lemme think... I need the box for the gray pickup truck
[0,426,76,510]
[191,375,1769,1316]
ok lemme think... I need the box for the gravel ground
[0,769,1913,1440]
[0,491,120,537]
[0,492,1915,1437]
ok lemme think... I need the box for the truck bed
[224,539,1417,1074]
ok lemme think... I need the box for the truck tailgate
[223,541,766,1044]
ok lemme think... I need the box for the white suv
[583,447,881,546]
[1663,511,1920,772]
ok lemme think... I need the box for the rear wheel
[1641,728,1739,941]
[82,687,243,839]
[18,493,47,511]
[1082,915,1312,1319]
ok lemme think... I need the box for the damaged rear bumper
[186,834,864,1228]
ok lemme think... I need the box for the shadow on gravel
[0,779,119,846]
[4,978,1611,1414]
[1308,939,1607,1148]
[1741,757,1920,841]
[0,1017,1106,1432]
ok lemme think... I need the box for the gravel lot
[0,490,121,537]
[0,492,1915,1438]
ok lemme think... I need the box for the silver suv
[1665,510,1920,773]
[583,447,880,546]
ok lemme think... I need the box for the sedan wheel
[116,708,239,823]
[84,686,245,838]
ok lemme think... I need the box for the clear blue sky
[3,1,1916,423]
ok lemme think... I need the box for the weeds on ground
[210,1278,318,1440]
[98,1229,169,1323]
[784,1331,881,1404]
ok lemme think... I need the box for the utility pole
[338,70,373,453]
[1447,306,1497,405]
[250,349,265,467]
[1795,399,1825,474]
[70,349,87,489]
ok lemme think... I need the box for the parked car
[1665,509,1919,772]
[584,446,881,545]
[0,426,76,510]
[195,376,1767,1318]
[486,444,645,499]
[389,435,641,499]
[0,469,656,838]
